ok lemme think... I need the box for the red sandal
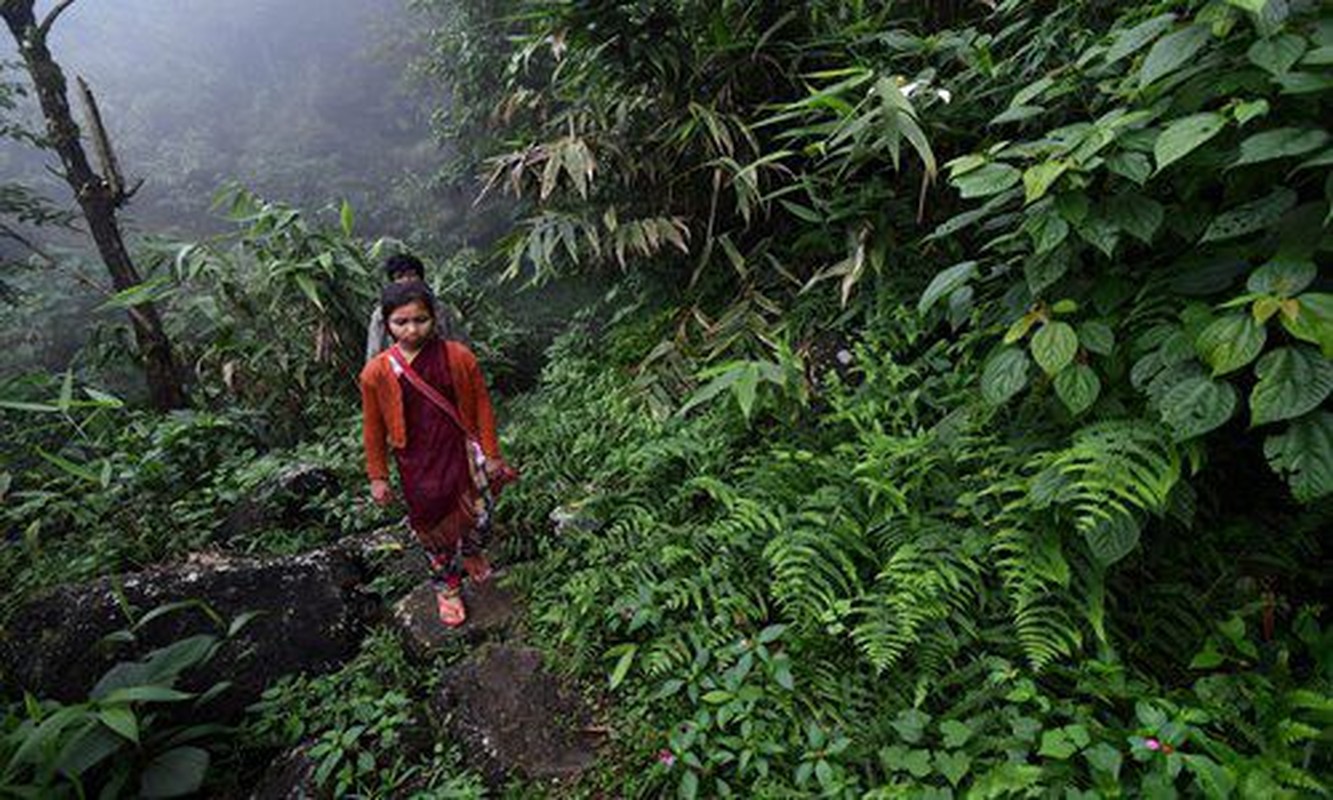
[436,585,466,628]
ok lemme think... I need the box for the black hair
[380,280,436,328]
[383,253,425,281]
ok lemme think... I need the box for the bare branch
[37,0,77,37]
[0,220,59,267]
[75,75,126,200]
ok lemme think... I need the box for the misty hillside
[2,0,453,239]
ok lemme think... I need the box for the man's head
[383,253,425,283]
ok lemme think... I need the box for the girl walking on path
[359,280,514,626]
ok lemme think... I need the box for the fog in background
[1,0,459,240]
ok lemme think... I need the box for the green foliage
[243,627,484,798]
[925,0,1333,502]
[0,603,248,798]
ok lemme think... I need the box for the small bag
[387,344,516,507]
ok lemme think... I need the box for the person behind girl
[359,280,513,626]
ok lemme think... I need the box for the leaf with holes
[1160,376,1238,440]
[1234,128,1329,166]
[1196,314,1267,375]
[1247,258,1316,297]
[1031,322,1079,376]
[1139,24,1210,88]
[1056,364,1101,415]
[1155,113,1227,172]
[1247,33,1306,75]
[1265,411,1333,501]
[982,347,1030,406]
[1251,347,1333,427]
[1200,188,1296,243]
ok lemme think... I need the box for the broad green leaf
[1251,346,1333,426]
[1055,364,1101,415]
[1302,45,1333,65]
[1012,76,1055,108]
[98,707,139,744]
[890,709,932,744]
[1276,72,1333,94]
[1078,321,1116,355]
[1265,411,1333,501]
[1084,743,1123,779]
[919,261,978,315]
[1283,293,1333,356]
[1139,25,1210,88]
[936,751,972,787]
[1232,98,1270,126]
[1023,160,1069,203]
[945,153,987,178]
[1195,314,1267,375]
[1247,258,1316,297]
[1106,14,1178,65]
[954,163,1021,198]
[1296,146,1333,171]
[1106,151,1152,184]
[1106,192,1163,244]
[54,723,122,779]
[1155,113,1227,172]
[982,348,1029,405]
[1039,726,1086,760]
[1247,34,1306,75]
[939,719,973,749]
[100,686,194,704]
[1234,127,1329,166]
[139,746,209,798]
[1025,250,1069,296]
[1084,510,1141,565]
[1026,210,1069,255]
[1077,216,1120,257]
[991,104,1045,125]
[1160,376,1238,439]
[1031,321,1078,376]
[1200,188,1297,243]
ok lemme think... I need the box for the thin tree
[1,0,186,409]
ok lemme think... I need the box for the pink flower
[657,749,676,768]
[1144,738,1161,751]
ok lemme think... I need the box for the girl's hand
[370,479,394,506]
[484,458,517,487]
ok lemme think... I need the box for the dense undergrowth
[1,0,1332,796]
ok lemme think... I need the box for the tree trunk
[2,1,187,410]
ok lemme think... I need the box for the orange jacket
[359,340,501,481]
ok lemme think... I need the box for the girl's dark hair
[381,280,436,326]
[384,253,425,281]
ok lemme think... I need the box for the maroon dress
[394,341,473,554]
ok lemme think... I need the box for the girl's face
[387,299,434,349]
